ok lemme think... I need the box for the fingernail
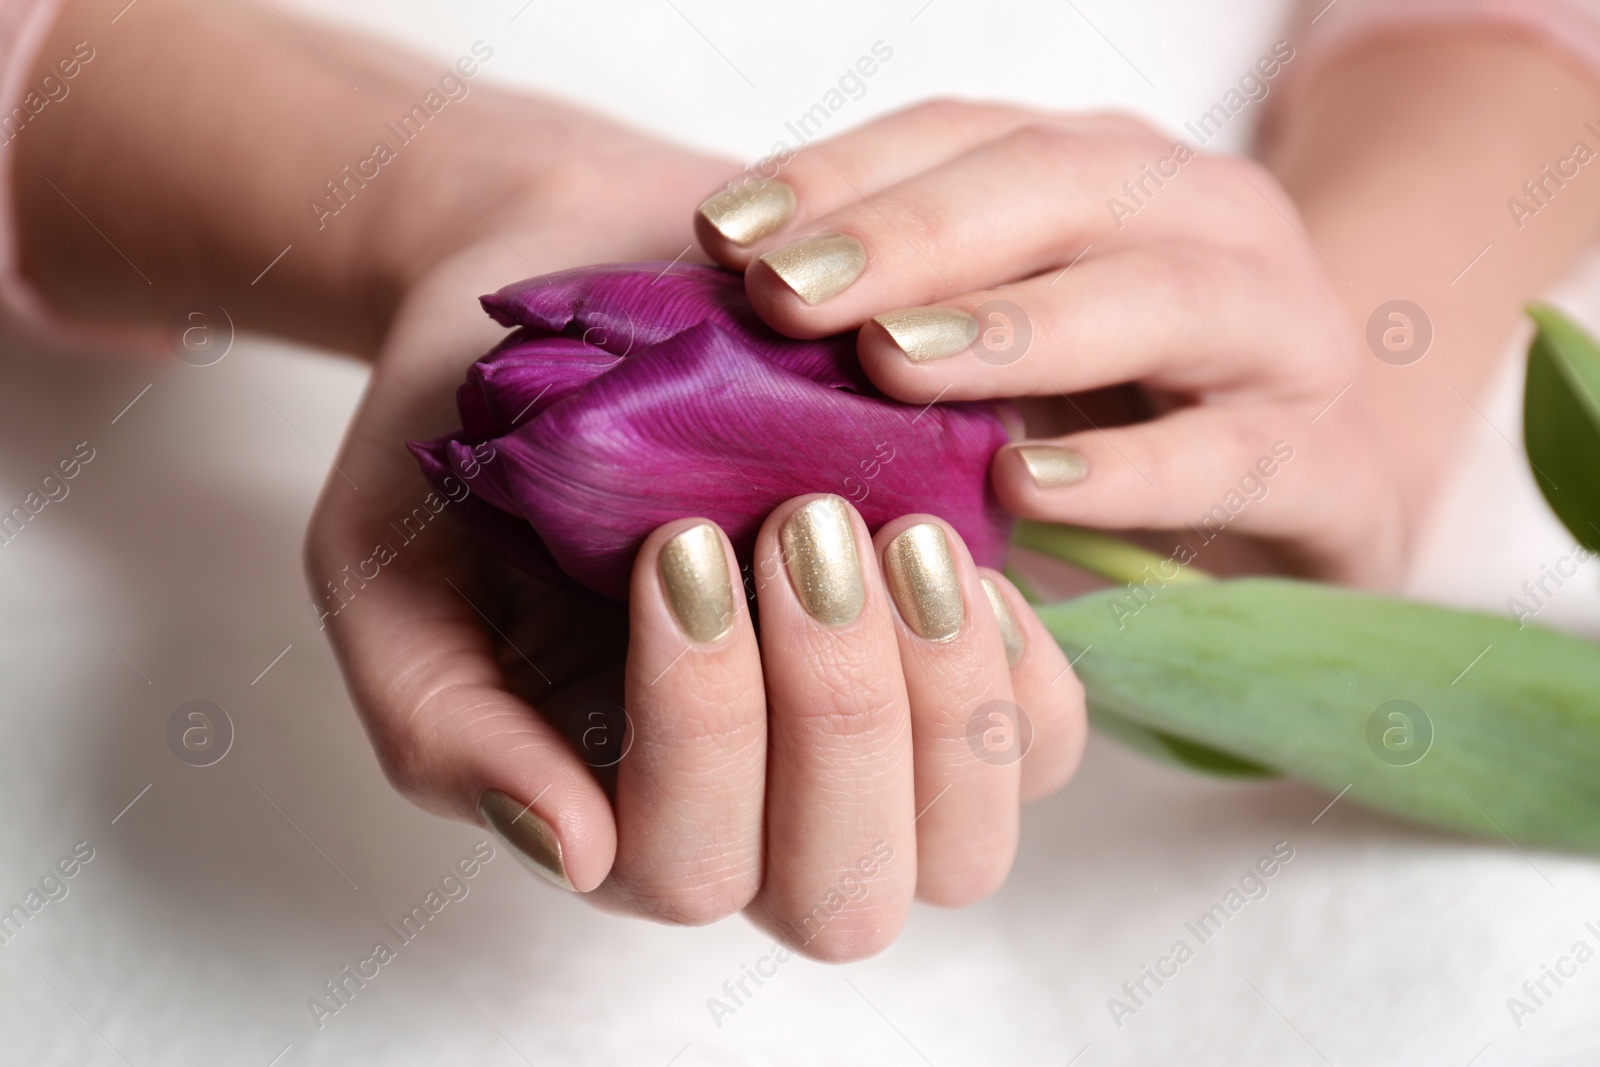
[982,578,1025,668]
[697,178,796,246]
[659,522,735,643]
[780,495,865,625]
[873,307,979,362]
[1013,444,1088,488]
[883,523,964,641]
[478,788,574,891]
[759,232,866,305]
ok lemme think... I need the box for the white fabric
[2,1,1598,1064]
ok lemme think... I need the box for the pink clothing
[1277,0,1600,119]
[0,1,1599,353]
[0,0,165,355]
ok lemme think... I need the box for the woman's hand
[694,102,1407,587]
[594,497,1083,952]
[306,113,1085,961]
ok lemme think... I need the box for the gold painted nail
[697,178,796,246]
[478,789,574,891]
[982,578,1025,668]
[780,495,865,625]
[759,232,866,305]
[1014,444,1088,488]
[873,307,980,362]
[884,523,964,641]
[659,522,735,643]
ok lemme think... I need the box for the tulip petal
[440,437,524,518]
[481,263,869,392]
[463,331,620,438]
[486,321,1010,597]
[407,436,560,581]
[416,264,1013,600]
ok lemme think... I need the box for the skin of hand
[21,1,1600,961]
[309,199,1088,960]
[697,32,1600,590]
[16,0,720,356]
[15,1,1089,956]
[697,101,1409,587]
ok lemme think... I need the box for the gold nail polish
[659,522,734,643]
[697,178,796,246]
[478,789,574,891]
[982,578,1025,668]
[873,307,979,362]
[759,232,866,305]
[884,523,964,641]
[1014,444,1088,488]
[780,495,865,625]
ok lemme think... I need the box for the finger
[307,239,630,896]
[975,569,1087,803]
[600,518,766,925]
[856,243,1349,403]
[744,494,917,961]
[309,512,616,894]
[695,100,1045,265]
[991,403,1401,582]
[872,517,1019,907]
[739,120,1263,337]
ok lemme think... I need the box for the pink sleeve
[1281,0,1600,101]
[0,0,165,357]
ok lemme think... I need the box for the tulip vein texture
[409,263,1012,598]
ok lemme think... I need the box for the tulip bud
[410,263,1012,598]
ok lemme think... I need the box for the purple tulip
[409,263,1013,599]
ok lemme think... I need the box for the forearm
[14,0,712,358]
[1263,31,1600,528]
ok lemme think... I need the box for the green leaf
[1525,304,1600,553]
[1089,705,1278,778]
[1008,522,1264,775]
[1038,578,1600,851]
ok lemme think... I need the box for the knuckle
[1020,674,1086,770]
[302,513,342,587]
[367,683,473,804]
[1007,121,1082,167]
[637,671,766,750]
[872,191,962,266]
[903,96,984,125]
[1140,247,1222,327]
[1131,432,1176,496]
[369,716,438,805]
[368,680,505,812]
[611,789,763,924]
[1050,666,1088,712]
[901,97,1042,136]
[622,873,755,927]
[1086,109,1168,147]
[1211,152,1275,190]
[761,842,907,962]
[1203,155,1300,239]
[784,646,907,743]
[301,527,325,584]
[937,637,1000,688]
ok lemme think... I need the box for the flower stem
[1011,520,1214,587]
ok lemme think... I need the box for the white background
[3,1,1600,1064]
